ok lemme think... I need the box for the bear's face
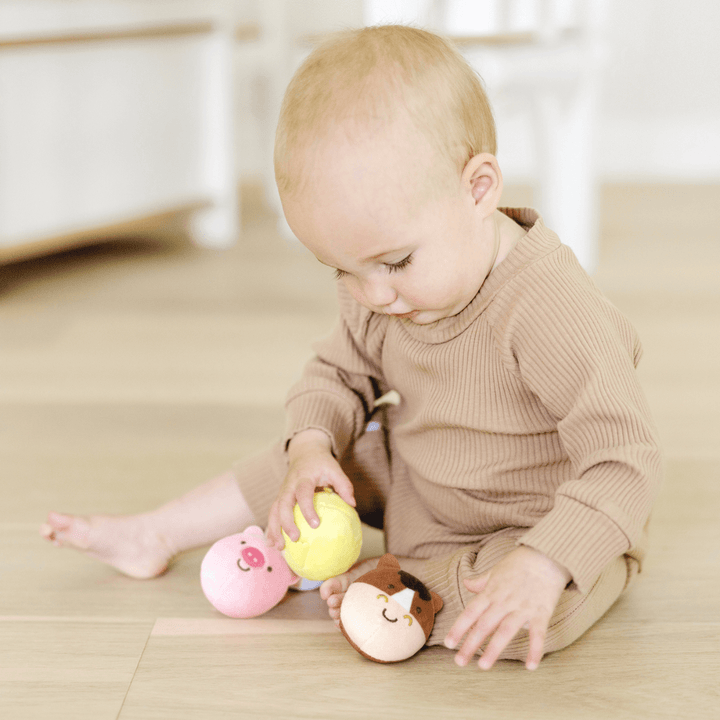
[339,554,443,663]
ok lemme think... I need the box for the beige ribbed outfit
[234,208,662,659]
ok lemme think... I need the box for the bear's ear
[431,590,444,615]
[377,553,402,571]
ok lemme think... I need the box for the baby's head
[275,24,496,200]
[275,25,506,324]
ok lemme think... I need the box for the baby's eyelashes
[333,254,413,281]
[384,254,413,273]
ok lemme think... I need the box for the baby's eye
[384,254,413,274]
[376,594,389,602]
[333,268,348,280]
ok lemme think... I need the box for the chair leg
[533,80,600,274]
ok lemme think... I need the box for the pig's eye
[267,567,273,572]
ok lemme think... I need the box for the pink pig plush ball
[200,526,299,618]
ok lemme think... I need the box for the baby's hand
[444,546,571,671]
[266,429,356,550]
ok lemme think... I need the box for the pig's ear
[244,526,264,538]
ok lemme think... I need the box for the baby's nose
[363,276,397,308]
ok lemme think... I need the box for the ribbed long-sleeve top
[283,208,663,594]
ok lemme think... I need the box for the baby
[42,25,662,671]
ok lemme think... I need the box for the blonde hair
[274,24,497,197]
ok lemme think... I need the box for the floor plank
[0,618,153,720]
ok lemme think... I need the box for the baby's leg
[41,470,255,579]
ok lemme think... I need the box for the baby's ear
[463,153,502,213]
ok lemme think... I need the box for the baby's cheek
[342,278,370,309]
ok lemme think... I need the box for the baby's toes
[320,576,345,601]
[41,512,74,546]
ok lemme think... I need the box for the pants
[232,417,635,660]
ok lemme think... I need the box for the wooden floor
[1,184,718,719]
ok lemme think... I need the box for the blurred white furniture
[0,0,243,264]
[367,0,607,272]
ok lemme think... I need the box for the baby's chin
[385,310,436,324]
[398,309,459,325]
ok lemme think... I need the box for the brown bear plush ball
[339,554,444,663]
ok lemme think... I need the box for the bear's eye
[377,594,388,602]
[403,615,413,626]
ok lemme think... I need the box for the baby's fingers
[278,495,301,544]
[478,613,525,670]
[452,606,509,666]
[525,620,547,671]
[329,472,356,509]
[265,503,282,549]
[463,572,490,595]
[295,480,320,530]
[444,593,491,653]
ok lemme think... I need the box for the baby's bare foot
[40,511,175,579]
[320,557,381,626]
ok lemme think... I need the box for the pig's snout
[241,546,265,568]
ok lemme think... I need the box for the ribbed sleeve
[283,285,390,459]
[489,242,662,591]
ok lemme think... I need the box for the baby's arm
[265,429,356,549]
[269,286,388,548]
[444,546,571,670]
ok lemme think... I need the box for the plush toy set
[200,489,442,662]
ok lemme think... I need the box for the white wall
[599,0,720,181]
[237,0,720,184]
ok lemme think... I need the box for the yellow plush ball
[282,488,363,582]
